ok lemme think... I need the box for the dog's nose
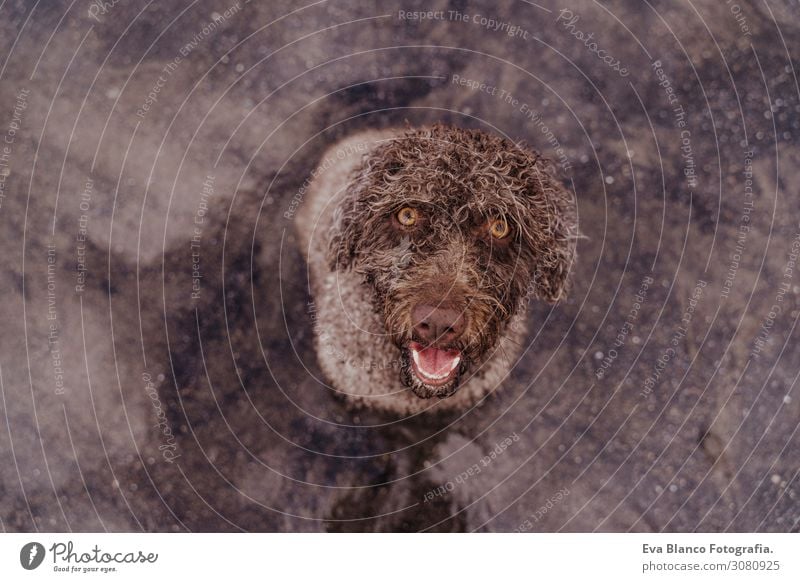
[411,304,466,345]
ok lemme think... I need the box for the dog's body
[296,126,575,415]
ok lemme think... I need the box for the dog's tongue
[413,344,460,378]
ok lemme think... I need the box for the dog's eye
[489,217,510,239]
[396,207,418,227]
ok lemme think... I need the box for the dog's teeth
[449,356,461,371]
[410,347,460,381]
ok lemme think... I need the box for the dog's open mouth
[403,341,464,398]
[409,341,460,385]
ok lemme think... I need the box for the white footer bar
[1,533,797,581]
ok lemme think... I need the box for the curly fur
[296,125,577,415]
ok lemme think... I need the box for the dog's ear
[325,136,398,271]
[529,169,577,304]
[326,176,362,271]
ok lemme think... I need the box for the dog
[296,124,576,415]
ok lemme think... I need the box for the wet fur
[296,125,576,415]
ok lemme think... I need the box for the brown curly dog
[296,124,577,415]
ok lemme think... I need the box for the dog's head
[328,125,576,399]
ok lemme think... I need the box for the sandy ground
[0,0,798,532]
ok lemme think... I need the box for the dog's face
[328,126,576,399]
